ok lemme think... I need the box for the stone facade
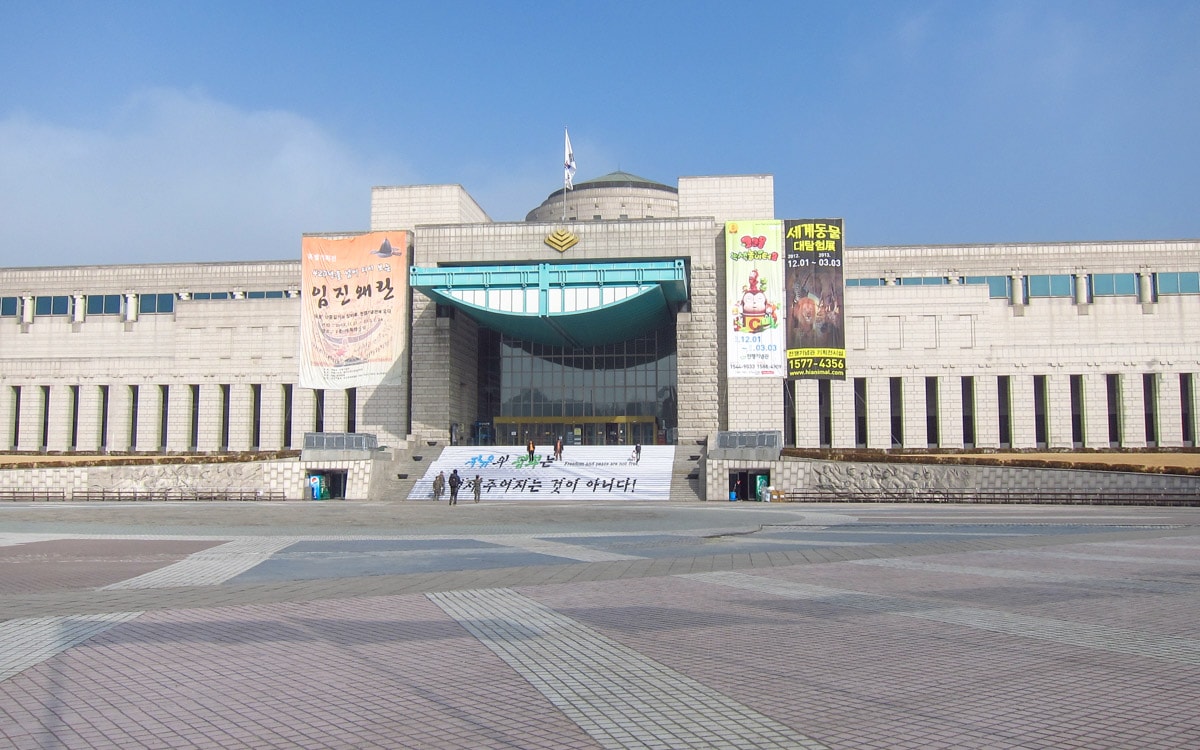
[2,173,1198,503]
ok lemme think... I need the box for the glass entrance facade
[478,323,677,446]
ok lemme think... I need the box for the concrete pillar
[323,388,348,434]
[259,383,285,451]
[20,296,33,325]
[792,378,820,448]
[108,384,134,452]
[196,383,224,452]
[938,375,964,449]
[1138,272,1154,305]
[0,384,15,450]
[166,384,192,452]
[228,383,254,452]
[1157,372,1183,448]
[72,294,85,323]
[292,387,317,447]
[1046,374,1074,449]
[1009,375,1036,449]
[1118,372,1147,448]
[16,384,44,450]
[1010,275,1024,306]
[1074,273,1089,306]
[866,376,892,449]
[45,384,74,452]
[76,384,103,452]
[831,378,857,449]
[124,293,138,322]
[974,376,1000,449]
[902,376,925,449]
[1083,373,1111,448]
[134,384,163,452]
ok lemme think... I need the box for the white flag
[564,128,576,190]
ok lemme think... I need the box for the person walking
[526,436,536,462]
[447,469,462,505]
[473,474,482,503]
[432,471,445,503]
[634,443,642,464]
[554,436,563,461]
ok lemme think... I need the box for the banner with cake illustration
[725,220,785,377]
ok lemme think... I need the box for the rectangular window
[889,377,903,447]
[818,379,832,448]
[252,384,262,450]
[1027,275,1074,298]
[34,295,72,317]
[1182,374,1195,447]
[130,384,140,450]
[189,384,200,452]
[1070,374,1084,447]
[846,278,883,287]
[314,390,325,433]
[1033,375,1048,448]
[1,297,20,317]
[854,378,867,448]
[1143,373,1158,447]
[966,276,1013,299]
[1092,273,1137,297]
[961,376,975,448]
[1106,374,1121,445]
[220,384,231,451]
[139,293,177,314]
[69,385,79,451]
[159,384,169,451]
[99,385,109,451]
[40,386,50,451]
[282,384,293,449]
[925,377,939,447]
[997,375,1012,448]
[86,295,123,315]
[1155,272,1200,295]
[783,380,796,446]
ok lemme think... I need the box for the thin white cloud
[0,89,407,267]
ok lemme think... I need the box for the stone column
[1047,373,1074,449]
[830,378,857,449]
[16,384,44,450]
[46,384,74,452]
[1083,373,1111,448]
[902,376,925,449]
[227,382,254,452]
[108,384,134,452]
[75,384,103,452]
[974,375,1001,449]
[194,383,222,452]
[292,387,317,447]
[937,375,964,449]
[1008,375,1035,449]
[258,383,285,451]
[866,376,892,449]
[0,384,16,450]
[1118,372,1148,448]
[166,384,192,452]
[1157,372,1184,448]
[134,383,163,452]
[792,378,820,448]
[323,388,348,434]
[20,296,34,325]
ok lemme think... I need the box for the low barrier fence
[0,488,286,502]
[776,488,1200,506]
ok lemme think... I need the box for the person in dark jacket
[448,469,462,505]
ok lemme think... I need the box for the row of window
[847,272,1200,300]
[0,291,291,318]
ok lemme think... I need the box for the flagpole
[562,127,568,222]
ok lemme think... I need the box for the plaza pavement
[1,499,1198,749]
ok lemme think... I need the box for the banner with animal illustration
[726,220,785,377]
[300,231,408,389]
[784,219,846,378]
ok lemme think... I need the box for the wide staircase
[405,444,678,502]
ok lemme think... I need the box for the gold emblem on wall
[545,229,579,253]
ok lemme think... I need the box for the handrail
[774,488,1200,506]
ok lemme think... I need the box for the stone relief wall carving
[809,461,971,493]
[91,462,264,492]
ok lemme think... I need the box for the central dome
[525,170,679,222]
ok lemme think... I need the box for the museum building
[1,170,1198,501]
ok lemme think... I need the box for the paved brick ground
[0,501,1198,749]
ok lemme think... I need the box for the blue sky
[1,1,1197,267]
